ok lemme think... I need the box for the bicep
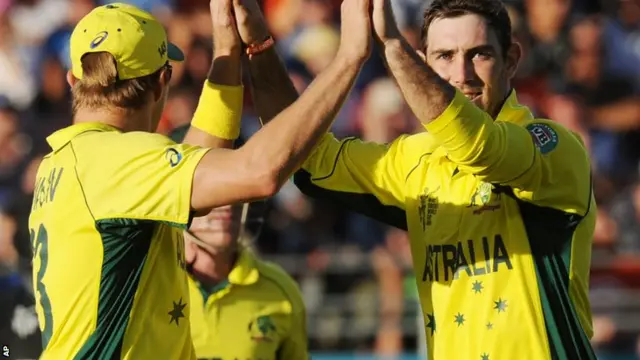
[425,91,591,215]
[507,125,593,216]
[190,147,274,212]
[466,121,592,215]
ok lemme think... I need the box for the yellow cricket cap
[70,2,184,80]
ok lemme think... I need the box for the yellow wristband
[191,81,244,140]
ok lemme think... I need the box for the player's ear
[505,41,522,79]
[66,70,78,88]
[153,65,171,102]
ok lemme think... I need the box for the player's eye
[436,52,453,61]
[473,51,493,61]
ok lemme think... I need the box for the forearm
[183,52,243,149]
[243,56,361,188]
[208,50,242,87]
[383,38,455,124]
[247,47,299,124]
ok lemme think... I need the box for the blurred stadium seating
[1,0,640,358]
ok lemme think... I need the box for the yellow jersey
[28,122,208,359]
[294,90,596,360]
[188,249,308,360]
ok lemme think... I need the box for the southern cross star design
[426,313,436,336]
[481,353,490,360]
[472,280,483,294]
[168,297,187,326]
[494,298,508,313]
[454,313,465,327]
[486,322,494,330]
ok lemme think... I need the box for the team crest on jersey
[526,123,558,154]
[468,182,500,214]
[418,187,439,231]
[248,315,276,342]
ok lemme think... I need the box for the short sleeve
[73,131,209,227]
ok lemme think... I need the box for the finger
[360,0,371,12]
[215,0,237,28]
[220,0,234,16]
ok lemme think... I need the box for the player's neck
[73,106,152,132]
[192,249,239,286]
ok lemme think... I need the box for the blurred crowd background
[1,0,639,358]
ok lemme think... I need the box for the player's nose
[450,56,477,88]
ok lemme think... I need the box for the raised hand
[372,0,401,44]
[210,0,242,55]
[336,0,372,65]
[232,0,270,46]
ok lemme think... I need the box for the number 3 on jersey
[31,224,53,348]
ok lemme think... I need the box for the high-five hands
[218,0,394,65]
[336,0,372,65]
[372,0,401,44]
[210,0,242,55]
[232,0,270,47]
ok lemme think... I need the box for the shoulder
[70,131,178,164]
[255,259,305,314]
[76,130,175,149]
[73,130,204,169]
[518,118,593,213]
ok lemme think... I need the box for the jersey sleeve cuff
[423,89,468,136]
[177,147,211,227]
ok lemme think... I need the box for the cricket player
[169,127,308,360]
[26,0,372,358]
[234,0,598,359]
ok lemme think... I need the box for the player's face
[188,204,244,252]
[424,14,520,116]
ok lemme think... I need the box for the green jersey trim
[504,185,596,360]
[73,218,154,359]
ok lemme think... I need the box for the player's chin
[186,251,196,274]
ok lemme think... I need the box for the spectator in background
[559,13,640,193]
[609,178,640,255]
[0,5,37,109]
[602,0,640,87]
[0,99,31,201]
[0,199,41,360]
[357,78,414,356]
[0,0,639,357]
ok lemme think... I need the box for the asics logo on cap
[90,31,109,49]
[158,42,167,57]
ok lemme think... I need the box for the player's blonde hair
[71,52,163,113]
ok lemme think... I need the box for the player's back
[28,122,207,359]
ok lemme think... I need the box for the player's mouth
[463,91,482,101]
